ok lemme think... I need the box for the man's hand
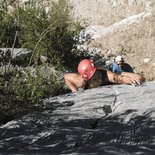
[107,70,142,85]
[121,72,142,85]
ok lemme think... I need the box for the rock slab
[0,81,155,154]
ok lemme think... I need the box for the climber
[111,55,134,74]
[64,59,142,93]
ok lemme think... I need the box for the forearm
[121,72,134,77]
[65,79,78,92]
[112,74,131,84]
[112,73,142,85]
[64,74,78,92]
[121,72,142,83]
[121,72,142,79]
[107,70,142,85]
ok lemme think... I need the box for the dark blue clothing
[111,63,134,75]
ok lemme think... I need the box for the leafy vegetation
[0,62,65,124]
[0,0,85,124]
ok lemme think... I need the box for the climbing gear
[112,63,123,75]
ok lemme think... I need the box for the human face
[117,61,123,67]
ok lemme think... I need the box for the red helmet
[77,59,96,80]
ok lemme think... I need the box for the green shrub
[0,0,85,124]
[0,66,66,124]
[16,0,83,69]
[0,0,84,69]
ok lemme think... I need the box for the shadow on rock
[0,109,155,154]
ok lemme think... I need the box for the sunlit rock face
[69,0,155,81]
[0,81,155,154]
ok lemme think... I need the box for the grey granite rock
[0,48,31,60]
[0,81,155,154]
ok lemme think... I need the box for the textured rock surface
[0,48,31,60]
[0,81,155,154]
[69,0,155,81]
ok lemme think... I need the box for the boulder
[0,81,155,154]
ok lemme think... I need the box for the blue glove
[112,63,122,74]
